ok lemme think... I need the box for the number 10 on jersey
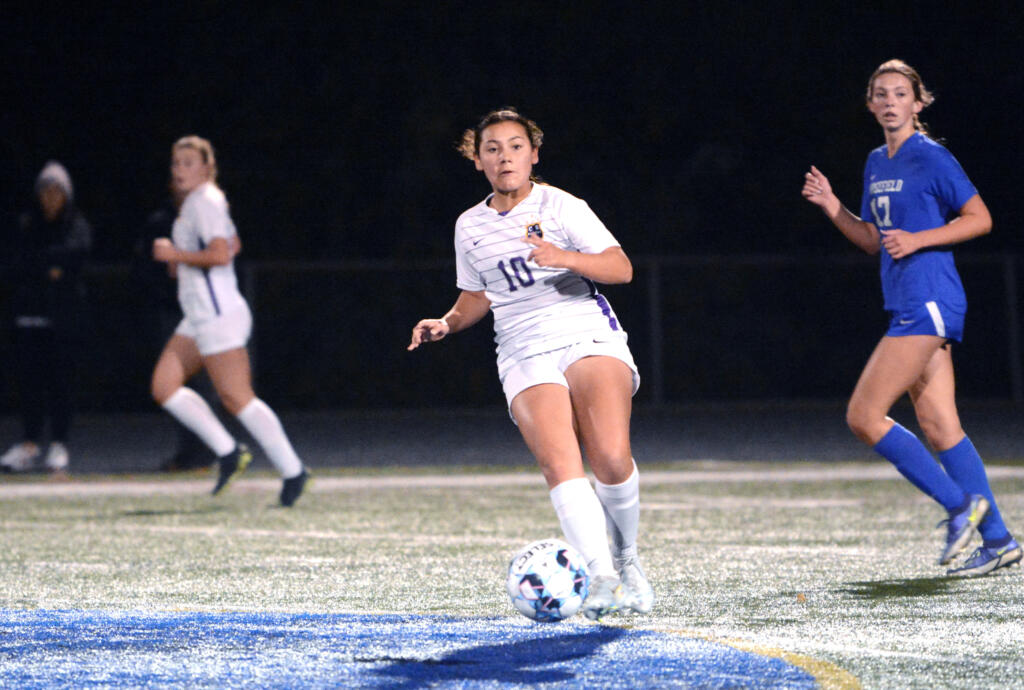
[498,257,536,292]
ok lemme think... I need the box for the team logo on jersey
[525,222,543,239]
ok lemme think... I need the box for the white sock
[594,460,641,563]
[550,477,616,577]
[162,387,236,457]
[236,398,303,478]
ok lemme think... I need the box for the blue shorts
[886,300,964,342]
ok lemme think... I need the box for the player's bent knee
[151,379,176,406]
[845,406,881,445]
[585,446,631,472]
[590,456,634,485]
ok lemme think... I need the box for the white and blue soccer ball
[506,538,590,622]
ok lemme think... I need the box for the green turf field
[1,461,1022,688]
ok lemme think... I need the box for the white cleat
[581,575,625,621]
[44,442,69,472]
[1,442,40,472]
[617,556,654,614]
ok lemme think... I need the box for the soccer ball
[506,538,590,622]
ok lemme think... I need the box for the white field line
[1,465,1023,498]
[643,497,866,510]
[0,518,520,545]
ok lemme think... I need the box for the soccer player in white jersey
[409,109,654,619]
[150,135,309,507]
[803,61,1019,576]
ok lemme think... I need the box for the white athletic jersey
[454,183,627,366]
[171,182,247,322]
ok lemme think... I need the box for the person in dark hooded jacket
[1,161,92,473]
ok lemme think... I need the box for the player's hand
[152,238,179,263]
[801,165,838,213]
[880,229,921,259]
[408,318,450,350]
[523,235,568,268]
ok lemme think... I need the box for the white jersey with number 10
[454,183,628,367]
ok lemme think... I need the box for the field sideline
[1,460,1023,688]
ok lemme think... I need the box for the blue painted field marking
[0,610,819,688]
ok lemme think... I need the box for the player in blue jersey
[409,109,654,618]
[802,60,1019,576]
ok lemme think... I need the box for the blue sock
[984,534,1015,550]
[938,436,1010,544]
[873,423,966,512]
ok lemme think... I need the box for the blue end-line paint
[0,610,818,688]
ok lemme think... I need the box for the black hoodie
[7,201,93,337]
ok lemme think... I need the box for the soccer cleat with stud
[1,441,40,473]
[617,556,654,614]
[280,469,309,507]
[937,494,989,565]
[211,444,252,496]
[581,575,625,621]
[947,539,1022,577]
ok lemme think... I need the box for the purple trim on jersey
[583,277,619,331]
[197,238,222,316]
[594,293,619,331]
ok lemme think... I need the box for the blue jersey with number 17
[860,132,978,313]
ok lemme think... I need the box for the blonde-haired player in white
[409,109,653,620]
[151,135,308,506]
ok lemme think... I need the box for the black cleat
[211,444,252,496]
[280,469,309,507]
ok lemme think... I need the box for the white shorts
[174,303,252,356]
[498,335,640,418]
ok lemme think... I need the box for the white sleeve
[560,196,620,254]
[454,226,485,292]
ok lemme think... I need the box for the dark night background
[1,2,1022,411]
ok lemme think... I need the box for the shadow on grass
[119,506,226,517]
[371,627,627,688]
[836,576,954,600]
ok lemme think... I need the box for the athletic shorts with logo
[498,332,640,422]
[885,299,964,342]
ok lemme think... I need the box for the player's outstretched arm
[802,165,879,255]
[408,289,491,351]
